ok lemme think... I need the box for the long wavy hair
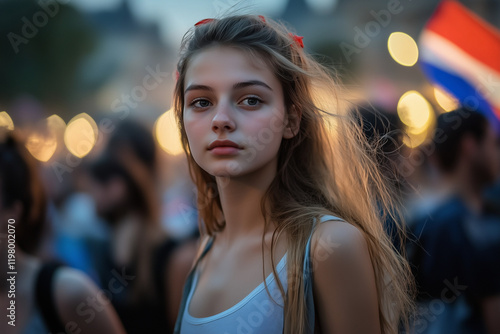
[173,15,414,333]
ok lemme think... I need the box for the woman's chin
[203,161,244,178]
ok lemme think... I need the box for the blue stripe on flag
[420,61,500,131]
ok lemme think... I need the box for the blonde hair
[173,15,414,333]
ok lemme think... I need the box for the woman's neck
[215,160,277,245]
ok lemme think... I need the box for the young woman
[172,15,414,334]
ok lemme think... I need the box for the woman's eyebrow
[184,80,273,94]
[233,80,272,91]
[184,84,213,93]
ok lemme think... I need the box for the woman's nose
[211,103,236,133]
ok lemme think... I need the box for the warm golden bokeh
[397,90,434,148]
[25,114,67,162]
[433,86,459,112]
[397,91,432,129]
[0,111,15,130]
[25,131,57,162]
[388,32,419,67]
[155,108,184,156]
[47,114,67,134]
[64,113,98,158]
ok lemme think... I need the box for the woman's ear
[283,105,301,139]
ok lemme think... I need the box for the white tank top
[177,214,342,334]
[180,253,288,334]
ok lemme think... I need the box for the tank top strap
[301,214,343,334]
[304,214,342,260]
[174,235,215,334]
[194,236,215,266]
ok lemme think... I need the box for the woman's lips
[209,146,241,155]
[208,139,241,155]
[208,139,240,150]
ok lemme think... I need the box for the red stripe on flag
[425,0,500,73]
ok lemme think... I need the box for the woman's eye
[241,97,262,107]
[191,99,211,108]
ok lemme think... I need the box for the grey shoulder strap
[301,214,342,333]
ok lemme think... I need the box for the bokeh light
[25,115,66,162]
[0,111,14,130]
[47,114,67,134]
[25,132,57,162]
[64,113,98,158]
[397,91,432,129]
[25,114,67,162]
[402,130,429,148]
[397,90,434,148]
[388,32,419,67]
[434,86,459,112]
[155,109,183,156]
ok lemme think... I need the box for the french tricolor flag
[419,0,500,130]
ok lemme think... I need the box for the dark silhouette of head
[0,131,47,254]
[433,107,498,186]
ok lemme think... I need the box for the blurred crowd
[2,102,499,334]
[0,120,199,333]
[1,0,500,333]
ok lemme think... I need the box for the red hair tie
[194,18,215,26]
[289,33,304,48]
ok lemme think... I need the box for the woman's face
[183,46,293,178]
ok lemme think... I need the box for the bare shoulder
[53,267,105,319]
[310,218,381,332]
[53,268,125,334]
[311,218,370,264]
[53,267,97,300]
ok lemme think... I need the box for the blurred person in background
[85,120,196,334]
[0,130,126,334]
[407,107,500,333]
[40,153,109,285]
